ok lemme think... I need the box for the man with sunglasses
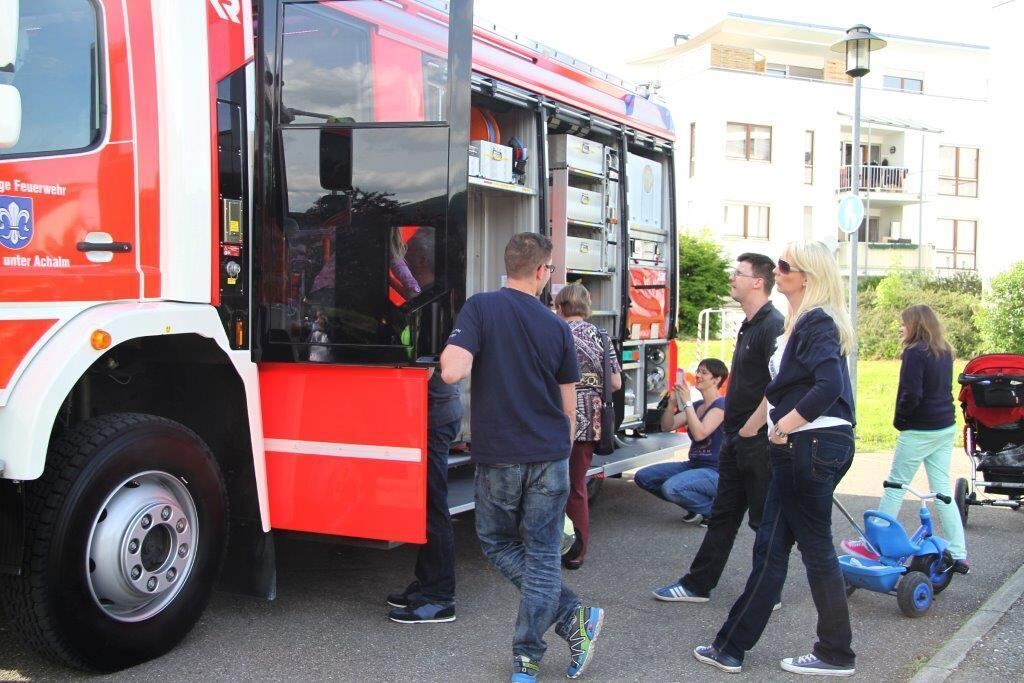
[652,253,784,608]
[441,232,604,682]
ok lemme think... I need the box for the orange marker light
[90,329,112,350]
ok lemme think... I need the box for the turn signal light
[233,318,245,348]
[90,329,112,350]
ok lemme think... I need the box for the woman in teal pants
[843,304,969,573]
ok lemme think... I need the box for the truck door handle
[76,232,132,263]
[76,241,132,252]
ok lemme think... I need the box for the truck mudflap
[445,431,690,513]
[0,480,25,575]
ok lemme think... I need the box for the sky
[472,0,991,80]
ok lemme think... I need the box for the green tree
[980,261,1024,354]
[677,233,731,337]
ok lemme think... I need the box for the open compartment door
[260,364,429,543]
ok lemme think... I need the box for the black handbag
[595,329,617,456]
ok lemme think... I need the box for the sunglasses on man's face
[777,258,803,275]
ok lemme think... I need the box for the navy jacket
[893,343,955,431]
[766,308,855,427]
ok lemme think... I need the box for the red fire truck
[0,0,684,671]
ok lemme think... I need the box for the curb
[909,560,1024,682]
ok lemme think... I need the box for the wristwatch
[773,424,787,439]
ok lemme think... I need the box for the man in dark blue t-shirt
[441,233,605,681]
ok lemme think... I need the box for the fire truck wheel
[0,413,227,672]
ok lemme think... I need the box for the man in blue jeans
[386,372,463,623]
[441,232,605,682]
[387,228,465,623]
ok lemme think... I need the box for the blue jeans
[634,461,720,517]
[475,459,581,661]
[714,427,855,667]
[413,418,461,604]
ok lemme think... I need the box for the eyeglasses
[777,258,803,275]
[731,269,761,279]
[539,263,555,273]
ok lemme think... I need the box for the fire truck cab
[0,0,685,671]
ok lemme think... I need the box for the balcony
[837,165,920,204]
[835,240,934,277]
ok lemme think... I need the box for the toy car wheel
[909,554,954,594]
[954,478,970,527]
[844,580,857,597]
[897,571,933,618]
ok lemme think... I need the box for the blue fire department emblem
[0,195,34,250]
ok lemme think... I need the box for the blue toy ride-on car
[837,481,956,618]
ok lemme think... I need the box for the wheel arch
[0,303,269,532]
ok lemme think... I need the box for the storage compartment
[620,353,645,428]
[565,236,603,271]
[566,186,604,225]
[626,152,663,232]
[644,341,669,410]
[550,133,605,175]
[470,140,513,183]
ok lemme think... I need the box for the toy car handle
[883,480,952,504]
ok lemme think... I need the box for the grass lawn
[674,338,967,453]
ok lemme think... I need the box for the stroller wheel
[954,478,970,527]
[897,571,933,618]
[909,554,954,594]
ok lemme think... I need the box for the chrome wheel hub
[85,471,198,622]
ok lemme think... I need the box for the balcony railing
[836,240,934,275]
[838,165,911,193]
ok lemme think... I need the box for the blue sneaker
[693,645,742,673]
[388,601,455,624]
[566,605,604,678]
[511,655,540,683]
[652,581,710,602]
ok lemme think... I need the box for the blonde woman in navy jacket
[694,241,857,677]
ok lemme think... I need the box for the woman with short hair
[554,283,621,570]
[633,358,729,525]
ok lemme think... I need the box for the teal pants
[877,424,966,559]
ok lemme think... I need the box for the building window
[804,130,814,184]
[883,75,924,93]
[726,122,772,162]
[936,219,977,271]
[724,203,770,239]
[939,146,979,197]
[837,217,881,243]
[689,122,696,178]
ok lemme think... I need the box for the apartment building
[627,13,989,279]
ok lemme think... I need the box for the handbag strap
[600,328,612,405]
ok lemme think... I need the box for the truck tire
[0,413,228,671]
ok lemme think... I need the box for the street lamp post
[831,25,886,397]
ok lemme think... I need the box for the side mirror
[0,84,21,148]
[319,128,352,192]
[0,0,18,70]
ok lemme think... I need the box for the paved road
[2,449,1022,681]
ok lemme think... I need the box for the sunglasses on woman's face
[777,258,803,275]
